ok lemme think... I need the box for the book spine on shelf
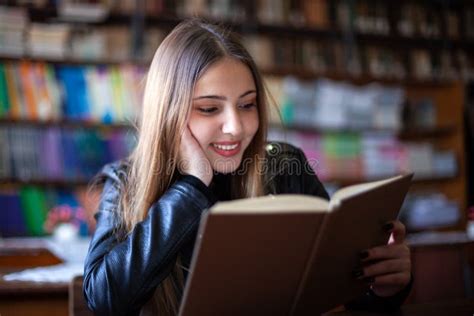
[0,63,10,117]
[0,126,10,179]
[19,186,48,236]
[0,192,27,237]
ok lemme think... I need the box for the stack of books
[0,6,28,56]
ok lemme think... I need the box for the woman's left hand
[356,220,411,297]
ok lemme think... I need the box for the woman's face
[189,57,259,174]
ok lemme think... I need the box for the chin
[211,158,242,174]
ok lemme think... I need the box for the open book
[179,173,413,316]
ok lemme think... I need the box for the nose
[222,108,243,137]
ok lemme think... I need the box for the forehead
[194,58,256,97]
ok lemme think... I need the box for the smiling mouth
[212,143,238,150]
[211,142,241,157]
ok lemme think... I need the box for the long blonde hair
[119,19,269,315]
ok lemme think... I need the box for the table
[327,299,474,316]
[407,231,474,303]
[1,233,473,315]
[0,237,89,316]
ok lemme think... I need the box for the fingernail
[352,269,364,278]
[383,222,394,232]
[364,277,375,284]
[359,251,369,259]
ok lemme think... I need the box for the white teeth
[213,143,238,150]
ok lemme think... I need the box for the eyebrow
[193,90,257,101]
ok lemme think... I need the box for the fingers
[182,126,203,152]
[387,220,406,244]
[178,126,213,185]
[186,125,199,141]
[180,127,194,148]
[356,258,411,280]
[354,231,411,296]
[180,127,200,159]
[178,128,191,169]
[360,243,410,262]
[353,221,411,296]
[181,126,193,144]
[354,248,411,295]
[359,272,411,288]
[371,272,411,286]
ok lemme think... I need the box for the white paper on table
[3,263,84,283]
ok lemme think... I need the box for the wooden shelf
[121,13,474,48]
[261,67,456,87]
[356,33,474,51]
[0,118,135,130]
[0,54,459,85]
[0,178,92,187]
[9,5,474,50]
[0,55,460,86]
[0,54,458,86]
[323,174,458,187]
[398,126,457,139]
[270,123,456,138]
[141,15,474,52]
[0,53,149,67]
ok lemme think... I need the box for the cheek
[188,116,216,148]
[245,112,259,138]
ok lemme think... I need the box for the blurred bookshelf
[0,0,472,236]
[270,123,457,139]
[0,178,91,187]
[0,118,134,130]
[1,1,473,80]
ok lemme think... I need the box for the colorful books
[3,126,134,182]
[0,187,96,238]
[0,61,145,123]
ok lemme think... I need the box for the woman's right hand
[178,126,213,186]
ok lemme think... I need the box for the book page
[329,174,408,209]
[291,173,413,315]
[211,194,329,214]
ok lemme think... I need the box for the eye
[239,103,256,110]
[197,107,218,114]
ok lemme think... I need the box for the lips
[211,141,241,157]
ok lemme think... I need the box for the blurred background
[0,0,473,313]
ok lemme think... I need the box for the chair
[69,275,94,316]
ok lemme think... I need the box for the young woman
[83,19,412,316]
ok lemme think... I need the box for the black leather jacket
[83,142,411,315]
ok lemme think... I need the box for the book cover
[0,63,11,117]
[179,174,413,316]
[40,127,64,180]
[0,192,27,237]
[19,186,48,236]
[0,127,11,178]
[110,66,125,122]
[4,63,22,119]
[57,66,91,120]
[18,61,39,119]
